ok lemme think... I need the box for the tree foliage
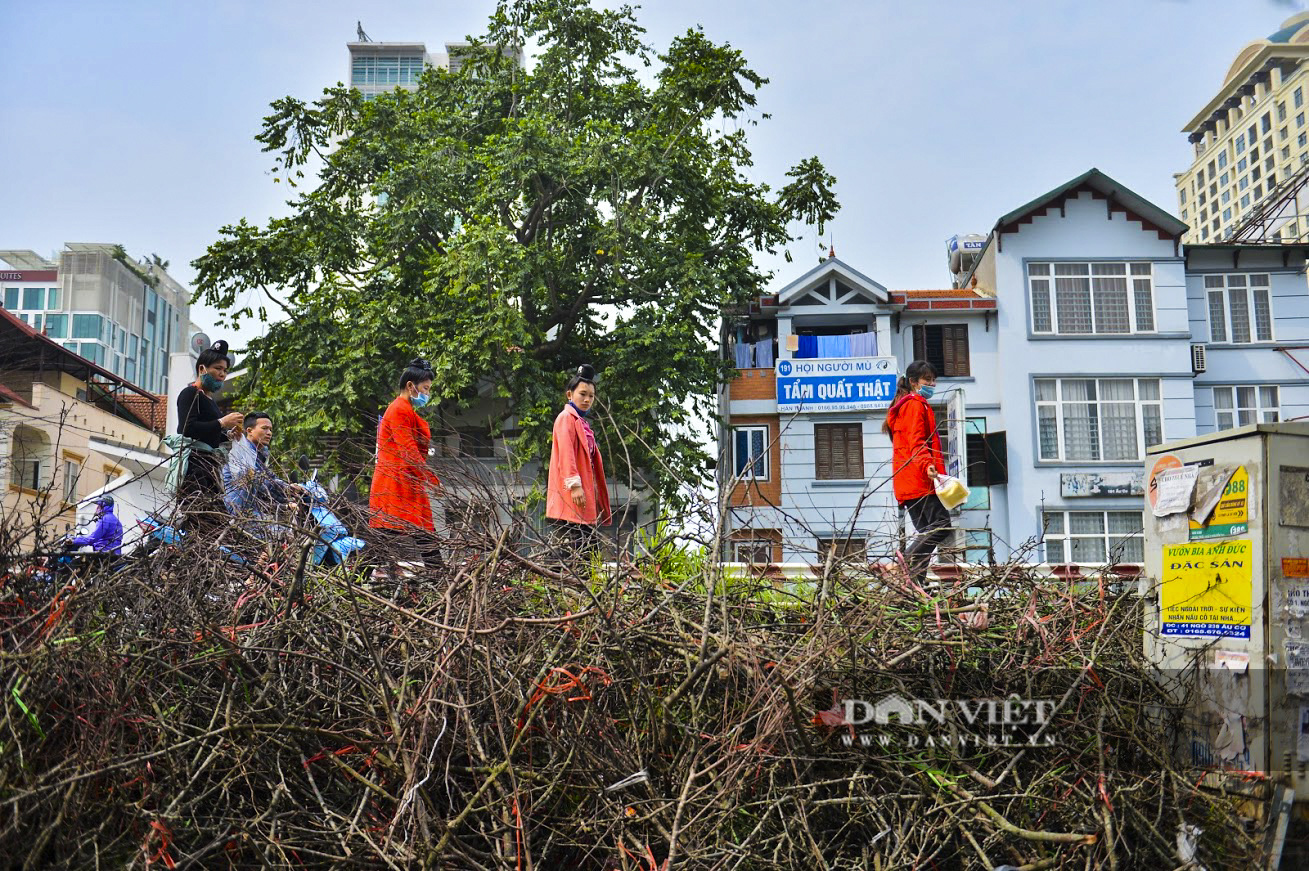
[193,0,838,502]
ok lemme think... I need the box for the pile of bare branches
[0,502,1272,869]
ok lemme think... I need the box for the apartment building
[1176,12,1309,243]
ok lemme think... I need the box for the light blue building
[719,168,1309,568]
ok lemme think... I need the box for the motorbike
[134,513,249,567]
[293,457,366,568]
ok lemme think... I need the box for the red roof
[890,289,997,311]
[117,394,168,435]
[0,383,34,409]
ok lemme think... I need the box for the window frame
[1034,377,1163,463]
[62,455,82,504]
[1027,261,1157,336]
[1211,385,1280,430]
[732,538,776,564]
[911,323,971,377]
[816,536,867,562]
[1042,510,1144,566]
[1204,273,1274,344]
[813,422,864,481]
[733,425,770,481]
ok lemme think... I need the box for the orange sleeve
[911,402,940,477]
[553,412,581,487]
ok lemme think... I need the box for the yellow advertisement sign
[1161,539,1253,639]
[1190,466,1249,541]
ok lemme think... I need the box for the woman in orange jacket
[370,358,443,569]
[882,360,952,586]
[546,364,612,559]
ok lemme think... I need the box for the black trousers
[547,519,601,568]
[902,494,953,586]
[369,527,445,572]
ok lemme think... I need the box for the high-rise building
[1176,12,1309,243]
[0,244,191,396]
[347,26,522,99]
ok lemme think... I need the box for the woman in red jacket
[370,358,443,569]
[546,364,612,560]
[882,360,952,586]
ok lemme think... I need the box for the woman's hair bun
[576,364,596,380]
[409,357,431,370]
[211,340,229,355]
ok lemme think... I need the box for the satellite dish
[190,332,211,357]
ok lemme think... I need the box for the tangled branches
[0,510,1273,869]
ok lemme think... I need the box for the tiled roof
[117,394,168,435]
[890,290,997,311]
[0,383,35,409]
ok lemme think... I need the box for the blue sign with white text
[776,356,898,413]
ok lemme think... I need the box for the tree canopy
[193,0,838,503]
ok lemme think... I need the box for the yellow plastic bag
[934,474,969,510]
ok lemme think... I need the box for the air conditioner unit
[1190,343,1207,374]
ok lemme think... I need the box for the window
[1212,386,1279,430]
[1284,145,1292,160]
[1180,188,1188,205]
[62,458,81,504]
[1028,262,1154,334]
[71,314,102,339]
[1218,150,1228,169]
[816,536,866,561]
[458,426,495,458]
[351,55,426,87]
[1035,378,1162,462]
[1206,274,1273,343]
[814,423,863,480]
[1222,190,1231,204]
[1279,101,1288,121]
[10,458,40,491]
[733,426,769,479]
[1296,87,1303,109]
[1263,112,1273,133]
[22,287,44,309]
[44,313,67,338]
[732,538,776,564]
[1223,207,1232,222]
[2,287,17,309]
[1236,134,1246,154]
[912,324,970,376]
[47,288,59,309]
[1043,511,1144,564]
[1241,194,1251,208]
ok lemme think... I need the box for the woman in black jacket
[175,340,243,531]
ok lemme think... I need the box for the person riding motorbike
[70,495,124,555]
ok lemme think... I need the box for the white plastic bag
[934,474,969,510]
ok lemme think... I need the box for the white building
[0,244,190,397]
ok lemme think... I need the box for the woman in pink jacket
[546,364,612,558]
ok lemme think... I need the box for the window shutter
[912,325,926,362]
[944,325,970,376]
[851,425,862,476]
[831,426,847,476]
[815,425,831,480]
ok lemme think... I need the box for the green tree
[193,0,838,503]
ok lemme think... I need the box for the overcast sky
[0,0,1299,347]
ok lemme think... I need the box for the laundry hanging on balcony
[734,341,753,369]
[795,335,819,358]
[817,334,851,358]
[849,331,877,357]
[754,340,774,369]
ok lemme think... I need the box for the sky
[0,0,1302,350]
